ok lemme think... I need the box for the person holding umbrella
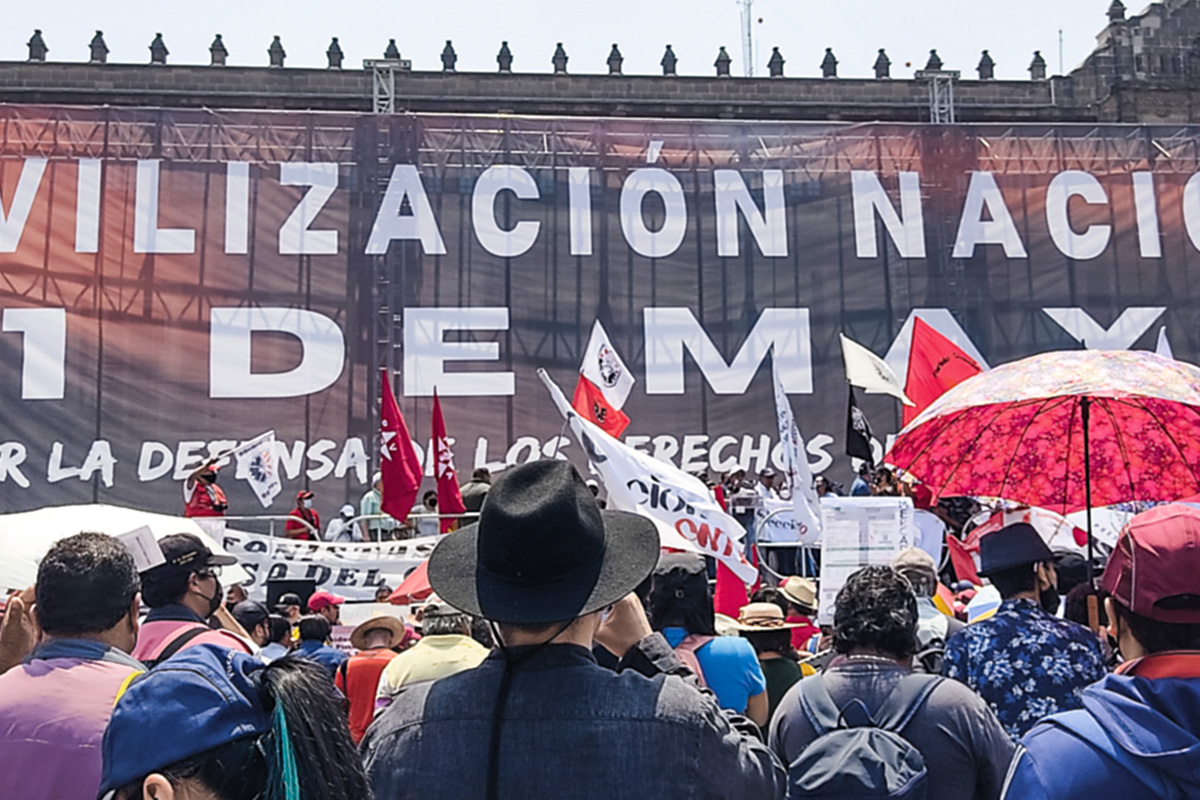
[941,523,1108,741]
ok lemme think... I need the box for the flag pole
[1081,396,1094,581]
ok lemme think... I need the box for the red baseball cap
[1101,504,1200,624]
[306,589,345,613]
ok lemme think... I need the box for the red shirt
[185,481,227,517]
[335,648,399,744]
[787,614,820,653]
[285,507,320,540]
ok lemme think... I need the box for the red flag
[902,317,983,426]
[379,369,422,524]
[432,390,466,533]
[572,375,630,438]
[946,535,981,586]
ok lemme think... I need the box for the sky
[2,0,1121,81]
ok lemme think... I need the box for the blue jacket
[294,640,348,679]
[1002,662,1200,799]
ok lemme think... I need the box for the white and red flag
[379,368,422,523]
[432,390,466,533]
[572,320,635,438]
[541,369,757,584]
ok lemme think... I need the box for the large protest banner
[1,106,1199,513]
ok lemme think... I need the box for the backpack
[912,636,946,675]
[673,634,715,688]
[787,673,943,800]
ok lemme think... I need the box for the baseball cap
[99,644,273,798]
[231,600,270,631]
[339,503,356,517]
[760,467,777,478]
[274,592,302,611]
[307,589,345,612]
[143,533,236,576]
[1101,504,1200,624]
[977,523,1053,577]
[891,547,938,588]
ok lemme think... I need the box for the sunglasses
[195,566,222,579]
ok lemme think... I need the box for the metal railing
[220,511,481,541]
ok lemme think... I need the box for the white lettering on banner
[221,529,435,602]
[0,443,30,488]
[852,171,925,259]
[2,307,66,400]
[1132,172,1162,259]
[568,167,593,256]
[714,170,787,258]
[46,440,117,487]
[0,158,46,253]
[365,164,447,255]
[403,307,514,397]
[473,165,541,257]
[209,307,345,398]
[279,163,339,255]
[138,441,174,481]
[225,162,250,255]
[1046,171,1111,261]
[643,307,812,394]
[76,159,102,254]
[134,160,195,254]
[620,168,687,258]
[1042,307,1166,350]
[952,172,1027,259]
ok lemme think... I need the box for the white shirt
[324,517,357,542]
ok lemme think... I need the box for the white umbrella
[0,504,250,591]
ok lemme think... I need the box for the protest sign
[817,496,914,626]
[233,431,282,508]
[220,529,435,602]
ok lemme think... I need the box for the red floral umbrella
[887,350,1200,521]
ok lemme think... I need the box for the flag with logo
[902,317,984,427]
[233,430,281,509]
[572,320,634,438]
[772,365,822,542]
[432,390,466,533]
[846,387,875,467]
[379,368,423,523]
[541,369,757,584]
[839,333,913,406]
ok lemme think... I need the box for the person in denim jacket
[361,460,785,800]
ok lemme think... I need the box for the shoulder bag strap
[873,673,944,732]
[797,674,845,736]
[147,626,209,668]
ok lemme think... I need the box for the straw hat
[733,602,802,631]
[778,576,818,611]
[349,614,407,650]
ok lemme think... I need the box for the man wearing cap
[942,523,1107,740]
[131,533,253,664]
[892,547,963,670]
[362,460,784,799]
[183,457,227,517]
[286,489,320,540]
[0,533,144,800]
[308,588,345,625]
[295,614,348,678]
[275,591,303,622]
[361,471,398,542]
[337,614,406,743]
[375,597,488,710]
[231,600,272,649]
[325,503,359,542]
[1001,504,1200,799]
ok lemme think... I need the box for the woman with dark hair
[649,553,769,727]
[98,644,371,800]
[735,602,804,725]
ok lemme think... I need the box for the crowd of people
[1,458,1199,799]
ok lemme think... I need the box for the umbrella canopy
[968,506,1088,553]
[388,559,432,605]
[887,350,1200,514]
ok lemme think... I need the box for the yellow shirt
[376,634,490,701]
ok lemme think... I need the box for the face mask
[303,498,313,509]
[197,576,223,618]
[1039,584,1060,614]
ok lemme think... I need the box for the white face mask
[303,498,313,509]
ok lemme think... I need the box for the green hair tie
[272,703,302,800]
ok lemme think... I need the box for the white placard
[817,497,914,626]
[116,525,166,572]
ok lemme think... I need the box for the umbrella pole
[1081,397,1094,581]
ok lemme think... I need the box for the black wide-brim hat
[428,460,659,626]
[977,522,1054,577]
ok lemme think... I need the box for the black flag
[846,386,875,466]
